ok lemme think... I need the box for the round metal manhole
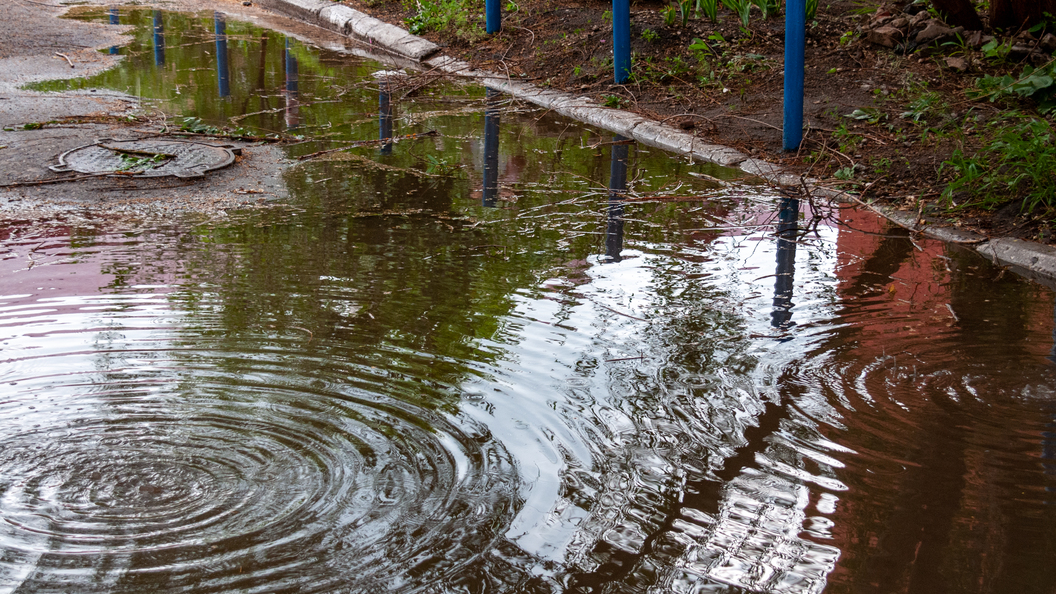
[50,138,238,178]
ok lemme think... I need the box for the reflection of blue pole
[109,8,119,55]
[486,0,500,33]
[771,197,799,328]
[482,88,501,207]
[152,10,165,66]
[612,0,630,83]
[783,0,805,150]
[378,77,393,155]
[284,39,300,131]
[215,13,230,98]
[606,136,629,261]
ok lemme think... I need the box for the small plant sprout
[661,4,678,26]
[696,0,718,22]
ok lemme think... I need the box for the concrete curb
[257,0,1056,288]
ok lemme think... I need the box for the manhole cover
[51,138,238,178]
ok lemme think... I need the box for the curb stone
[259,0,1056,288]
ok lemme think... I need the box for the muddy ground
[342,0,1056,244]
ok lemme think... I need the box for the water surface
[5,9,1056,594]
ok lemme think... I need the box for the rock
[915,20,954,44]
[1041,33,1056,53]
[867,25,904,48]
[903,2,926,15]
[966,29,984,48]
[871,12,894,27]
[1009,43,1035,59]
[945,56,968,71]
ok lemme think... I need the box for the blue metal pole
[783,0,805,150]
[215,13,230,98]
[152,10,165,66]
[612,0,630,83]
[486,0,501,33]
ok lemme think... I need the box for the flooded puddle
[5,8,1056,593]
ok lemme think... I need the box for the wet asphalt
[0,0,346,218]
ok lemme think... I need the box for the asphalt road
[0,0,346,218]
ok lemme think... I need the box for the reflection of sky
[460,199,844,590]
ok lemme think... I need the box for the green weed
[679,0,695,26]
[720,0,751,28]
[970,61,1056,114]
[661,4,678,26]
[749,0,780,19]
[406,0,484,42]
[806,0,818,20]
[642,28,660,42]
[845,107,887,125]
[901,91,948,124]
[942,114,1056,215]
[696,0,718,22]
[834,166,856,180]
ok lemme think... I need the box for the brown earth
[337,0,1056,244]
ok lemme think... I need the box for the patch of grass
[806,0,818,20]
[678,0,693,26]
[845,107,887,125]
[179,117,222,134]
[942,114,1056,216]
[969,60,1056,114]
[405,0,484,42]
[720,0,751,28]
[901,91,949,125]
[696,0,718,22]
[661,4,678,26]
[602,95,625,108]
[834,166,856,180]
[749,0,779,19]
[832,122,862,153]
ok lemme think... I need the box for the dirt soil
[340,0,1056,244]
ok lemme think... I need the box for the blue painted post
[486,0,501,33]
[152,10,165,66]
[612,0,630,83]
[214,13,230,98]
[108,8,119,55]
[783,0,805,150]
[482,88,501,207]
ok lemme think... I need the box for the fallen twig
[54,52,74,68]
[590,299,648,322]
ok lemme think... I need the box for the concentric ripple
[0,294,516,593]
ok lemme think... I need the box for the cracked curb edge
[258,0,1056,289]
